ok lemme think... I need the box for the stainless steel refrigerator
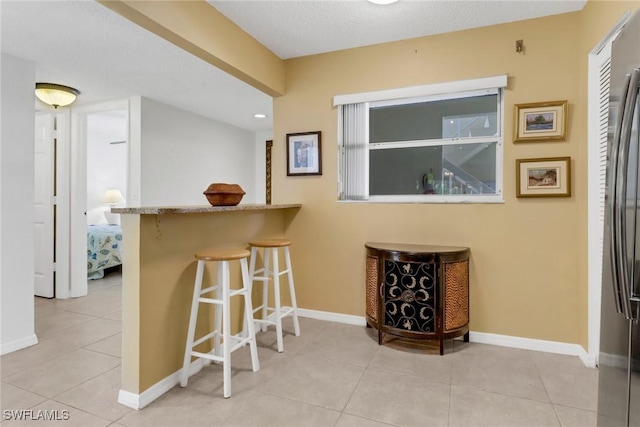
[599,9,640,427]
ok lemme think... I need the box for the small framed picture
[516,157,571,198]
[514,100,568,142]
[286,131,322,176]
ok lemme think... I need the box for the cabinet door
[383,260,436,333]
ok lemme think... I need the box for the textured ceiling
[1,0,586,133]
[209,0,587,59]
[0,0,273,132]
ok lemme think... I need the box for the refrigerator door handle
[609,72,632,315]
[615,68,640,320]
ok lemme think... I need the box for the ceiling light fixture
[367,0,398,4]
[254,113,267,118]
[35,83,80,109]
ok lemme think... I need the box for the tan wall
[272,6,634,348]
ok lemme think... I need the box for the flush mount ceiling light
[367,0,398,4]
[35,83,80,109]
[254,113,268,118]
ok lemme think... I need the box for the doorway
[68,100,131,298]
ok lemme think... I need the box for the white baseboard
[296,309,594,367]
[120,309,594,410]
[0,334,38,355]
[469,331,595,367]
[118,357,209,410]
[296,308,367,326]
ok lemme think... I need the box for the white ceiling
[0,0,273,131]
[1,0,586,132]
[210,0,587,60]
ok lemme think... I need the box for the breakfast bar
[111,203,301,408]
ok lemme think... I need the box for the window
[336,76,506,203]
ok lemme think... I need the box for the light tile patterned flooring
[1,272,599,426]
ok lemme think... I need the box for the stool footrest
[193,330,219,347]
[252,269,290,281]
[254,306,297,325]
[199,288,248,305]
[191,350,223,363]
[200,285,219,295]
[190,333,253,363]
[254,318,275,326]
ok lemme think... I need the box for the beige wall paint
[121,214,140,393]
[273,11,602,347]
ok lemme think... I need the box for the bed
[87,224,123,280]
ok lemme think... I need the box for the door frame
[34,112,54,298]
[587,12,630,365]
[56,109,72,298]
[69,98,135,297]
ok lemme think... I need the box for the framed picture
[286,131,322,176]
[513,100,568,142]
[516,157,571,198]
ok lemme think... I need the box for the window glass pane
[370,94,498,143]
[369,142,497,196]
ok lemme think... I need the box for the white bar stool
[180,248,259,398]
[247,238,300,353]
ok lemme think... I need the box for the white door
[34,113,55,298]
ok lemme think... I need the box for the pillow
[87,208,109,225]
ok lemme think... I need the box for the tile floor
[1,271,598,426]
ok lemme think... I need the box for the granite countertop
[112,203,302,215]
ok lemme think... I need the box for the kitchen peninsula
[111,203,301,409]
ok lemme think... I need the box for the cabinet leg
[366,322,372,329]
[464,332,470,342]
[378,330,383,345]
[439,338,444,355]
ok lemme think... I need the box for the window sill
[337,195,505,204]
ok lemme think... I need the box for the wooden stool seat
[248,239,291,248]
[195,248,251,261]
[246,239,300,353]
[181,246,259,398]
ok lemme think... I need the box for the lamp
[35,83,80,109]
[103,189,124,206]
[367,0,398,4]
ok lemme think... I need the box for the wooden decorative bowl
[203,183,245,206]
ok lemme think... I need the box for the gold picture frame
[513,100,568,142]
[516,157,571,198]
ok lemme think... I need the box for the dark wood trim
[266,140,273,205]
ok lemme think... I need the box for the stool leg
[284,247,301,337]
[241,258,260,373]
[272,248,284,353]
[213,262,223,360]
[261,247,270,332]
[221,260,232,398]
[180,260,205,387]
[243,246,259,339]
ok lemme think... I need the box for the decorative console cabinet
[365,242,470,355]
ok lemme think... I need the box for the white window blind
[338,103,368,200]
